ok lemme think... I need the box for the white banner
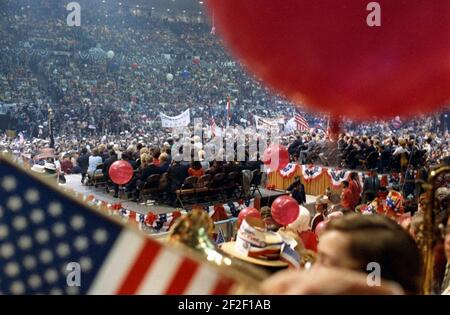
[160,109,190,128]
[254,115,284,130]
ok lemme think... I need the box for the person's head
[315,195,329,214]
[92,148,99,156]
[140,147,149,156]
[159,152,168,163]
[364,190,376,203]
[349,172,358,181]
[341,180,349,189]
[191,161,202,170]
[81,147,87,155]
[98,144,106,153]
[152,147,161,160]
[318,214,422,294]
[141,153,152,167]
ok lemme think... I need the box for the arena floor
[65,174,318,215]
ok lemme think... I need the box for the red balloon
[109,160,134,185]
[271,196,299,226]
[207,1,450,120]
[314,220,328,237]
[262,144,289,171]
[237,207,261,228]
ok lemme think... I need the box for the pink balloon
[262,144,289,171]
[237,207,261,228]
[314,220,328,237]
[109,160,134,185]
[271,195,299,226]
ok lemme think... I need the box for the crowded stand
[0,0,450,296]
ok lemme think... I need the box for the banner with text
[160,109,191,128]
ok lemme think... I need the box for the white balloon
[107,50,115,59]
[166,73,174,81]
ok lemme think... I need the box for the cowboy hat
[219,217,288,268]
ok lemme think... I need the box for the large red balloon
[262,144,289,171]
[237,207,261,228]
[109,160,134,185]
[207,0,450,120]
[271,196,299,226]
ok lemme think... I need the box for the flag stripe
[116,240,162,294]
[164,258,199,294]
[212,277,235,295]
[136,249,182,294]
[184,266,220,295]
[88,230,145,295]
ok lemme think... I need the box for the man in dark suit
[288,134,303,159]
[102,149,117,179]
[167,159,189,204]
[362,171,380,202]
[286,177,306,205]
[77,147,90,184]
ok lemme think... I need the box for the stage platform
[64,174,318,215]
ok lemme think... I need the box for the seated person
[60,154,73,174]
[188,161,205,177]
[159,152,171,173]
[311,196,330,232]
[87,148,102,177]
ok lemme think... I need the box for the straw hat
[220,217,288,268]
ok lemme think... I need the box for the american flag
[294,111,309,131]
[0,157,237,295]
[280,243,300,269]
[209,108,217,137]
[215,228,225,245]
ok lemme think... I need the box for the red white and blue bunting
[279,163,299,178]
[327,168,350,188]
[64,187,252,233]
[301,165,324,181]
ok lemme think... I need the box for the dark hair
[342,180,349,188]
[349,172,358,180]
[153,147,161,159]
[81,148,87,154]
[191,161,202,170]
[325,214,422,294]
[364,190,376,203]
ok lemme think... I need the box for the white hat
[44,162,56,171]
[31,164,45,173]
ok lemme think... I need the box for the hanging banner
[160,109,190,128]
[254,115,284,130]
[327,168,350,188]
[279,163,298,178]
[301,165,324,181]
